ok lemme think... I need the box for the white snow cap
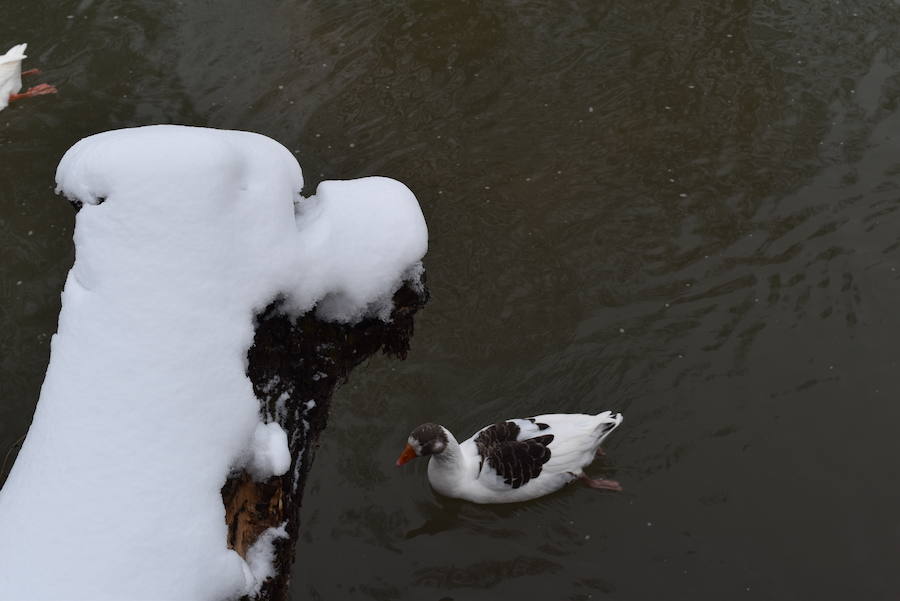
[0,125,427,600]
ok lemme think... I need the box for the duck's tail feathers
[0,44,27,64]
[594,410,623,443]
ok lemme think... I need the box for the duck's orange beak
[395,443,418,466]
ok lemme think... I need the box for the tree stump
[223,279,428,600]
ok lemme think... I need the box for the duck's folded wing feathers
[473,417,551,443]
[474,420,555,489]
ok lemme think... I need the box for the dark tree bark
[223,279,428,600]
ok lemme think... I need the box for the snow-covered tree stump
[226,281,426,600]
[0,126,428,601]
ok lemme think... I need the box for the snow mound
[248,421,291,480]
[0,125,427,600]
[244,524,289,595]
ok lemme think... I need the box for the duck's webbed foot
[9,83,58,102]
[20,68,41,77]
[579,474,622,492]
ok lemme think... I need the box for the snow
[248,422,291,480]
[244,524,289,595]
[0,125,427,600]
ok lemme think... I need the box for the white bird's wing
[537,412,622,473]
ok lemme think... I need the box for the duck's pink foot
[21,68,41,77]
[580,474,622,492]
[9,83,58,101]
[595,447,606,457]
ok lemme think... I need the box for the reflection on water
[413,555,561,589]
[2,1,900,599]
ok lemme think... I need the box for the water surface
[2,1,899,599]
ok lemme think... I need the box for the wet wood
[223,279,427,601]
[222,473,283,560]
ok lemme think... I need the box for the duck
[396,411,623,504]
[1,43,57,112]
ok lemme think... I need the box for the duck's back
[451,411,622,503]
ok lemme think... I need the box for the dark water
[3,1,900,599]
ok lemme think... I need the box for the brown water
[2,1,900,599]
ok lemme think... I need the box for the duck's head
[396,423,449,466]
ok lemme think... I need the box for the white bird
[396,411,624,504]
[1,43,57,112]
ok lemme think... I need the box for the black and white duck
[396,411,623,504]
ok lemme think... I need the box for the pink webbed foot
[595,447,606,457]
[20,68,41,77]
[9,83,58,101]
[580,474,622,492]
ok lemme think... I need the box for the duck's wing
[472,419,555,490]
[535,412,622,472]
